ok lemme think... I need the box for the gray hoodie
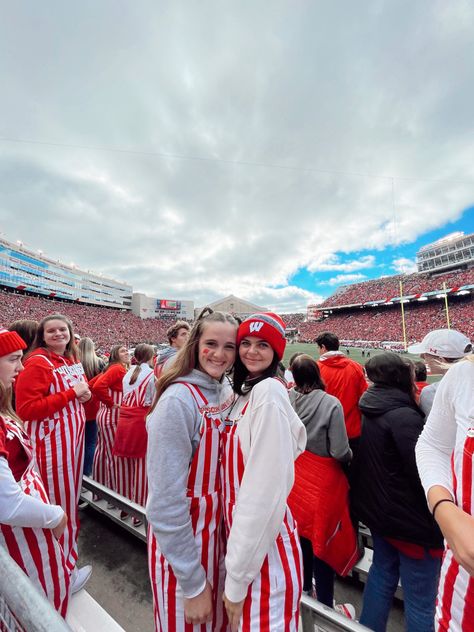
[146,369,233,598]
[289,388,352,462]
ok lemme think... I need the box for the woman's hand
[223,593,245,632]
[74,380,91,402]
[183,581,213,625]
[436,502,474,576]
[52,512,68,540]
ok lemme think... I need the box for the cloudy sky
[1,1,473,312]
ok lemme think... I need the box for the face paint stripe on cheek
[202,348,210,355]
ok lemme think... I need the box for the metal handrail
[300,593,371,632]
[0,545,70,632]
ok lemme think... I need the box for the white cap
[408,329,472,359]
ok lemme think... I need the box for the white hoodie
[224,378,307,602]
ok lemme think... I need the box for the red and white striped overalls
[114,371,154,505]
[147,383,224,632]
[436,429,474,631]
[93,388,122,493]
[222,401,303,632]
[0,417,70,617]
[24,355,86,573]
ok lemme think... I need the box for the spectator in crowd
[77,337,106,478]
[316,332,367,456]
[113,343,155,526]
[8,319,38,356]
[223,313,306,631]
[284,351,303,389]
[351,352,443,632]
[0,327,70,616]
[413,361,429,401]
[154,320,191,377]
[408,329,472,415]
[416,355,474,631]
[15,314,92,591]
[146,309,236,631]
[91,344,130,506]
[287,354,356,618]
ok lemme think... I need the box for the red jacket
[91,364,126,408]
[317,354,367,439]
[288,451,359,576]
[16,348,83,421]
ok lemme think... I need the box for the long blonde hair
[78,337,102,380]
[150,308,238,411]
[0,381,22,425]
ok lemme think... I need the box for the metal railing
[300,594,371,632]
[0,545,70,632]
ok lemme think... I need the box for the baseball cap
[408,329,472,359]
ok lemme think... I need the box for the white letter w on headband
[249,322,264,333]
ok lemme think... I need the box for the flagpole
[443,281,451,329]
[399,279,407,351]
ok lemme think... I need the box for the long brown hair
[150,308,238,411]
[30,314,78,360]
[105,344,129,372]
[129,344,155,385]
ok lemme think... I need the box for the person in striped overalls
[0,327,71,616]
[91,344,130,499]
[146,308,237,632]
[113,343,156,524]
[416,353,474,631]
[222,313,306,632]
[15,314,92,593]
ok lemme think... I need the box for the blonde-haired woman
[416,352,474,631]
[147,309,237,632]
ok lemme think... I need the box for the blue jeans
[360,534,441,632]
[83,420,97,477]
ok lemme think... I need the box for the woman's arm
[225,384,298,603]
[0,457,65,529]
[16,360,76,421]
[91,365,124,408]
[326,397,352,462]
[146,393,207,598]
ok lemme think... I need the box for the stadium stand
[320,270,473,308]
[0,290,172,351]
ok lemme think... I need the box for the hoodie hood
[318,352,352,369]
[289,388,327,427]
[359,384,420,417]
[167,368,234,415]
[156,346,177,365]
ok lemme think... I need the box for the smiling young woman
[222,313,306,632]
[15,314,92,591]
[146,308,237,632]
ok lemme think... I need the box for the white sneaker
[334,603,356,619]
[71,565,92,594]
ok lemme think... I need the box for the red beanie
[237,313,287,360]
[0,328,27,357]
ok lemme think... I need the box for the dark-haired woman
[113,343,155,521]
[222,313,306,632]
[351,352,443,632]
[287,354,356,617]
[15,315,91,588]
[146,309,236,631]
[91,344,130,496]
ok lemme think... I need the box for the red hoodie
[16,348,85,422]
[317,353,368,439]
[91,364,126,408]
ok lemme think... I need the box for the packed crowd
[2,299,474,631]
[320,269,473,308]
[0,290,173,351]
[299,299,474,344]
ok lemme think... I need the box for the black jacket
[351,384,443,549]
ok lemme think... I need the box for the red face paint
[202,348,210,355]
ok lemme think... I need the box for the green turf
[283,343,440,383]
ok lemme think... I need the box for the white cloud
[0,2,473,312]
[392,257,418,274]
[324,274,368,286]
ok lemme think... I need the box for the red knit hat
[0,328,27,357]
[237,313,287,360]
